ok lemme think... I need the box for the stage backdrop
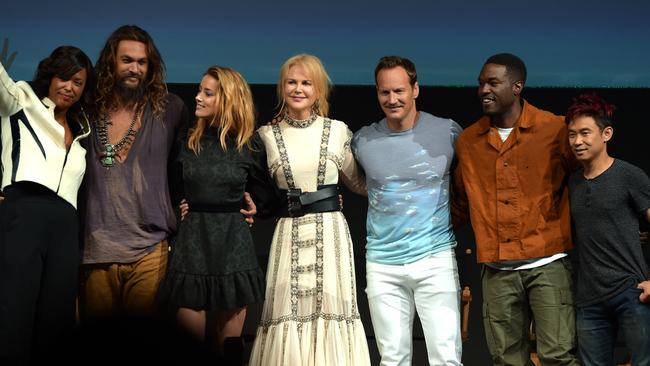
[3,0,650,87]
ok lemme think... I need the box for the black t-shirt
[570,159,650,307]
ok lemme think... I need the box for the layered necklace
[97,105,142,168]
[284,112,318,128]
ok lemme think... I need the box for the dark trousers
[0,183,79,363]
[482,259,580,366]
[577,286,650,366]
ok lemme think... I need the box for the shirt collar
[476,99,533,135]
[42,97,56,112]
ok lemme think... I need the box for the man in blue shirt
[352,56,462,365]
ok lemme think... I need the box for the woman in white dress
[249,54,370,365]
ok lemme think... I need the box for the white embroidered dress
[249,116,370,366]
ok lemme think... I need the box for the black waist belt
[278,184,339,217]
[188,202,242,213]
[3,182,57,199]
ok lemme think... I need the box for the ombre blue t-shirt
[352,112,461,265]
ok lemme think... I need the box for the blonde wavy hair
[275,54,332,119]
[188,66,255,154]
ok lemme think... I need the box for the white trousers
[366,249,463,366]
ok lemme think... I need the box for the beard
[115,74,146,105]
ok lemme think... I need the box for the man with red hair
[566,93,650,365]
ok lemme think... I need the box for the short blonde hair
[275,54,332,118]
[188,66,255,153]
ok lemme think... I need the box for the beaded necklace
[97,105,141,168]
[284,112,318,128]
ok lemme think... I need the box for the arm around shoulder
[166,93,190,132]
[450,135,470,228]
[339,127,367,196]
[245,132,280,218]
[451,162,469,229]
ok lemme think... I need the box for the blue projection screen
[4,0,650,87]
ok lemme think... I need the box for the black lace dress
[158,127,277,310]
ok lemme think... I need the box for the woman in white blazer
[0,45,94,362]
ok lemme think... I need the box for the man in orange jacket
[452,53,579,366]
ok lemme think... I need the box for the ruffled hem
[249,317,370,366]
[158,268,265,310]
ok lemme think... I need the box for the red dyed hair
[565,93,616,130]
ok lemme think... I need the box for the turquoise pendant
[100,144,116,168]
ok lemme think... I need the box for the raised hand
[1,38,18,71]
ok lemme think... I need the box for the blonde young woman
[249,54,370,365]
[156,66,276,364]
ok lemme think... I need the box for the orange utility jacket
[452,100,578,263]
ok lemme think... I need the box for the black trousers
[0,182,79,363]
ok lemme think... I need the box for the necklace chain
[97,105,141,168]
